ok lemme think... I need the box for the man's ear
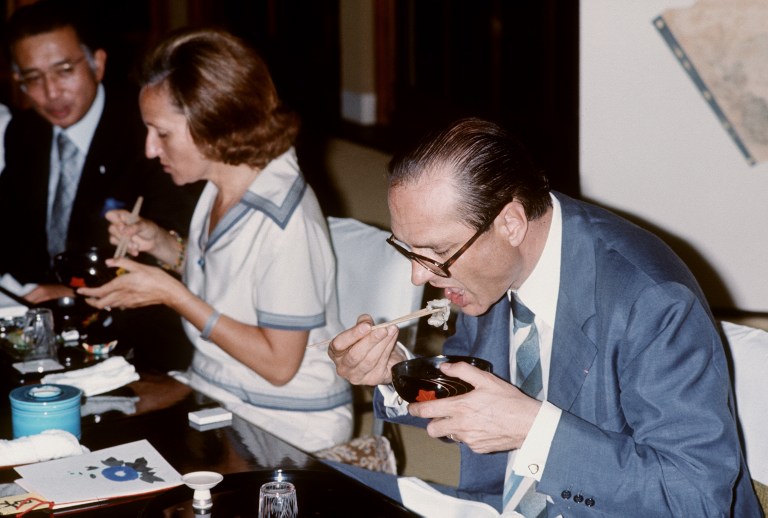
[497,200,528,247]
[91,49,107,83]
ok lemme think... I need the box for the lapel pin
[99,165,106,174]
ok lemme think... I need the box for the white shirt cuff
[512,401,562,481]
[377,342,415,417]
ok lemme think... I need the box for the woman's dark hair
[388,118,551,230]
[141,28,299,169]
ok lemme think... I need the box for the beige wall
[580,0,768,312]
[339,0,377,124]
[340,0,376,93]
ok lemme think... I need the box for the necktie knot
[57,132,77,162]
[510,293,535,329]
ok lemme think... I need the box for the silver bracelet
[201,310,221,341]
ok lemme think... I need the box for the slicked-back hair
[141,28,299,169]
[388,118,551,230]
[6,0,99,62]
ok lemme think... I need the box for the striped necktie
[48,132,79,260]
[502,293,547,517]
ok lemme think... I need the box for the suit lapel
[547,194,598,411]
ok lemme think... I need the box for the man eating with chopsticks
[326,118,760,517]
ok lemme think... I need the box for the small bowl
[391,355,493,403]
[82,339,118,356]
[54,247,119,288]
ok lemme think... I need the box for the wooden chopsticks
[306,305,445,349]
[113,196,143,259]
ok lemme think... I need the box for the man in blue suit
[328,118,761,516]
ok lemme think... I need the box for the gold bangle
[159,230,186,271]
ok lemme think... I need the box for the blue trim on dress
[196,170,308,270]
[241,173,307,230]
[191,363,353,411]
[257,309,326,330]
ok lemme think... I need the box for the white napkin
[397,477,505,518]
[0,429,88,467]
[42,356,139,396]
[0,273,36,309]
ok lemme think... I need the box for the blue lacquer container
[9,384,83,439]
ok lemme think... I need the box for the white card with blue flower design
[14,439,181,508]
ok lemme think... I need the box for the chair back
[328,217,424,349]
[721,321,768,489]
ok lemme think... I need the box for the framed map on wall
[654,0,768,166]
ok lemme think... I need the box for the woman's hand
[105,209,164,258]
[77,257,185,310]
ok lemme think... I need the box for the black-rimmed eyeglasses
[386,221,490,278]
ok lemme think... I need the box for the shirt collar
[54,83,105,153]
[240,148,306,229]
[512,193,562,328]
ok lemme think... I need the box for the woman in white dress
[79,28,352,451]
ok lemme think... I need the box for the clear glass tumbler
[22,308,57,360]
[258,481,298,518]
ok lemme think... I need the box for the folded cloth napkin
[0,429,88,467]
[42,356,139,396]
[0,273,36,310]
[398,477,503,518]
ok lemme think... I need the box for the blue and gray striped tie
[502,293,547,517]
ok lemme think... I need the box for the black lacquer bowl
[38,295,92,333]
[391,355,493,403]
[54,247,119,289]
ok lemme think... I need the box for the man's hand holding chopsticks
[327,315,406,386]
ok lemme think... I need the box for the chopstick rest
[307,298,451,349]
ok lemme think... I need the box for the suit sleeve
[541,282,743,517]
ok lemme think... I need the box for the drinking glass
[258,481,298,518]
[22,308,57,360]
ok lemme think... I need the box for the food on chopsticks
[369,297,451,331]
[426,298,451,330]
[306,298,452,348]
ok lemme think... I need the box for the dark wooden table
[0,368,416,517]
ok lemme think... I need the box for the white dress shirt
[509,193,563,480]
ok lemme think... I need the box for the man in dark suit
[0,0,201,371]
[328,118,761,516]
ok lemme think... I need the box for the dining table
[0,341,418,517]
